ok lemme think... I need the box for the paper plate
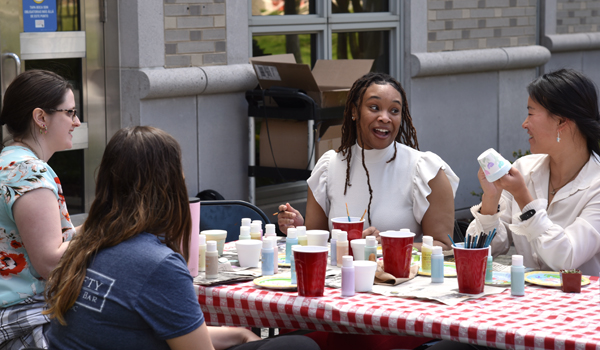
[418,261,457,277]
[253,276,296,290]
[278,254,290,267]
[485,271,511,286]
[524,271,590,287]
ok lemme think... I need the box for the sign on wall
[23,0,57,32]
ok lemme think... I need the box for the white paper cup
[477,148,511,182]
[235,240,262,267]
[350,239,366,261]
[201,230,227,256]
[306,230,330,247]
[354,260,377,292]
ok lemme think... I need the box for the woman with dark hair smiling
[468,68,600,276]
[276,72,459,350]
[0,70,80,348]
[278,72,459,250]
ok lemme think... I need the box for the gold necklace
[14,140,40,159]
[549,168,582,195]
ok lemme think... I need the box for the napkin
[374,261,419,286]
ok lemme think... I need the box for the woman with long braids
[278,72,459,250]
[0,70,80,349]
[468,69,600,276]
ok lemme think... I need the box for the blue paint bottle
[431,246,444,283]
[285,228,298,264]
[261,238,274,276]
[511,255,525,296]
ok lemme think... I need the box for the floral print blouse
[0,146,74,307]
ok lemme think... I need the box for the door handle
[1,52,22,97]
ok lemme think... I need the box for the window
[249,0,401,77]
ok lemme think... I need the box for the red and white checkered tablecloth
[198,276,600,350]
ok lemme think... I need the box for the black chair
[453,219,469,243]
[200,200,271,243]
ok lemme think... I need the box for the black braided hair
[337,72,419,224]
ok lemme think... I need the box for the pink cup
[379,230,415,278]
[183,197,200,277]
[331,217,364,257]
[453,246,488,294]
[292,246,329,297]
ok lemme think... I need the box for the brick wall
[164,0,226,68]
[427,0,536,52]
[556,0,600,34]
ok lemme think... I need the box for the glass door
[0,0,107,216]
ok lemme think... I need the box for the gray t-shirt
[48,232,204,349]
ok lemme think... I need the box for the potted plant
[560,269,582,293]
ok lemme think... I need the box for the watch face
[520,209,535,221]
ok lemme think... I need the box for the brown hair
[338,72,419,223]
[0,70,72,145]
[44,126,191,325]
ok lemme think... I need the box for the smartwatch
[519,209,536,221]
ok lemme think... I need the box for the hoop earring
[40,125,47,135]
[557,130,560,143]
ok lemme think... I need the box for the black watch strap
[519,209,536,221]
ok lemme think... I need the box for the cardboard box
[250,54,373,108]
[316,124,342,161]
[259,121,343,170]
[259,119,309,169]
[251,54,371,169]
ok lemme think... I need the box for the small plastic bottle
[250,222,262,241]
[265,224,278,272]
[265,224,276,238]
[290,244,299,285]
[241,218,252,228]
[267,236,279,274]
[261,238,274,276]
[421,235,433,273]
[431,246,444,283]
[341,255,355,297]
[297,226,307,246]
[252,220,264,235]
[336,231,349,265]
[330,230,339,266]
[511,255,525,296]
[485,247,493,284]
[285,228,298,264]
[364,236,377,261]
[198,234,206,272]
[239,226,251,240]
[205,241,218,279]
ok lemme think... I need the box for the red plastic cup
[331,217,364,256]
[453,246,488,294]
[379,230,415,278]
[292,246,329,297]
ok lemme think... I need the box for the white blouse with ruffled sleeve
[307,142,459,241]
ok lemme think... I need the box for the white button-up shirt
[468,153,600,276]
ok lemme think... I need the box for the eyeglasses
[47,108,78,121]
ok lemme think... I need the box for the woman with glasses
[0,69,81,348]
